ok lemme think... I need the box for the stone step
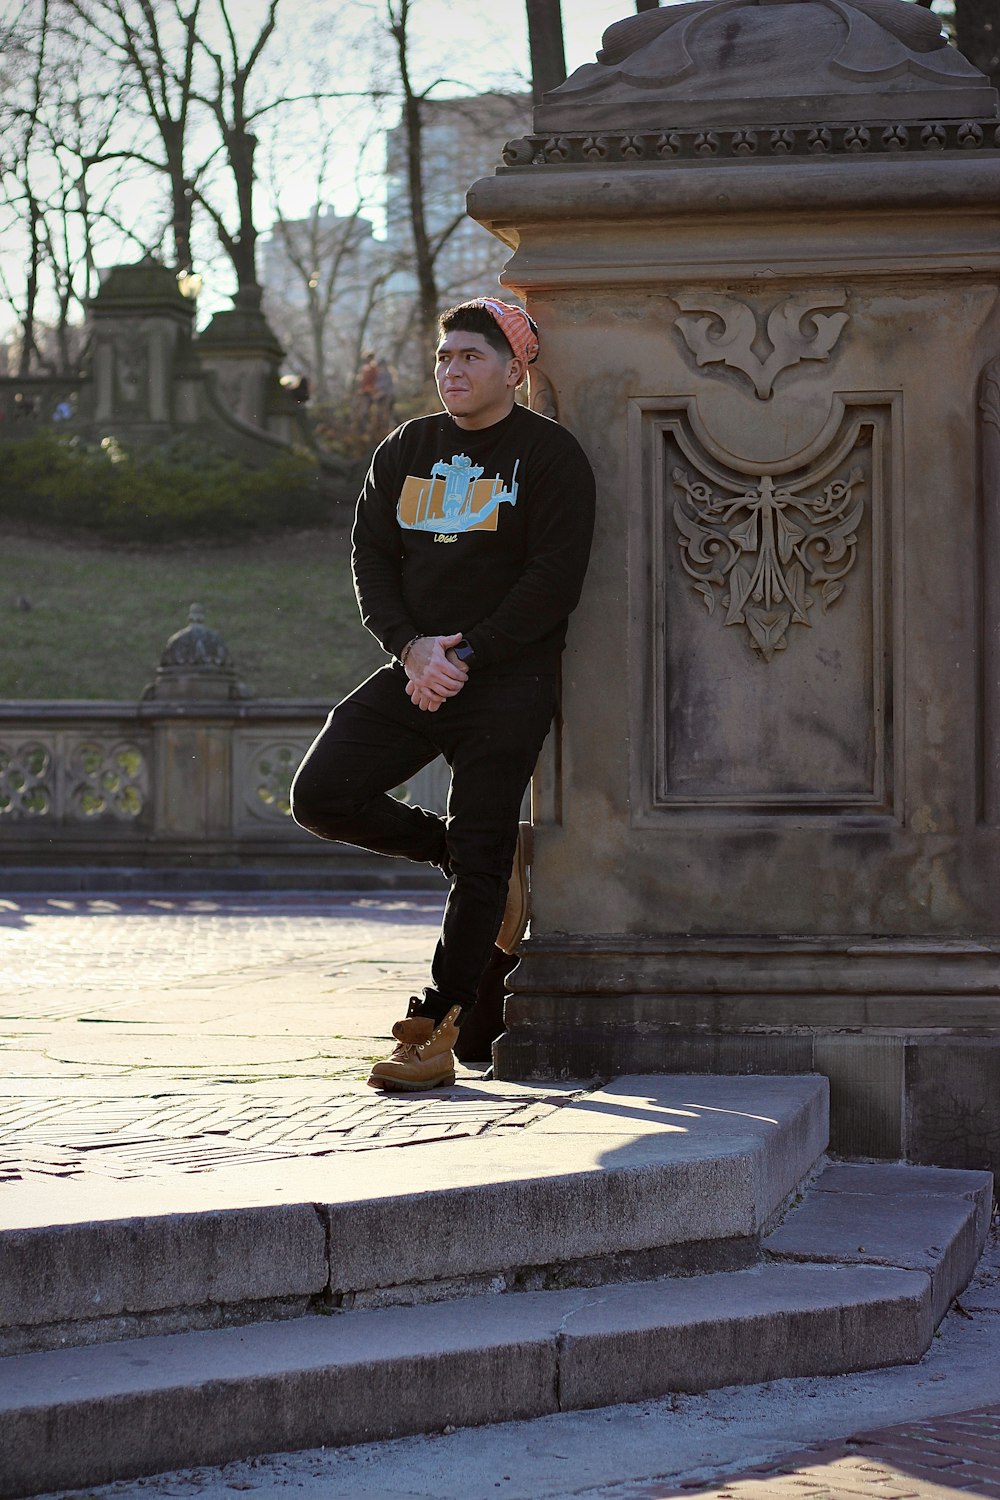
[764,1160,994,1326]
[0,1075,829,1357]
[0,1092,990,1498]
[0,1259,954,1498]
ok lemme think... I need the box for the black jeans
[290,664,556,1017]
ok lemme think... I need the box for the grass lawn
[1,525,386,701]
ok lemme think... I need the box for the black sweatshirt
[351,403,596,674]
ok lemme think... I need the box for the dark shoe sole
[366,1072,456,1092]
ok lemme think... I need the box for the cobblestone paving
[0,893,579,1181]
[614,1407,1000,1498]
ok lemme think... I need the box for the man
[291,298,596,1091]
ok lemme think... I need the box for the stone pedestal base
[496,936,1000,1173]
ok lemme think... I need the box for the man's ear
[507,357,527,388]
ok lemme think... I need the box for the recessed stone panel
[631,396,894,813]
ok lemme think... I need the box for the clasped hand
[404,633,468,712]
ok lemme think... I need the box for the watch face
[455,642,475,663]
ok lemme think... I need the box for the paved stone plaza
[0,890,998,1499]
[0,891,578,1188]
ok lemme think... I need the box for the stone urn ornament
[142,604,252,700]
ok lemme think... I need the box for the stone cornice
[469,154,1000,230]
[502,118,1000,171]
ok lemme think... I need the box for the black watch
[452,639,476,666]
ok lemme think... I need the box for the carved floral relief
[672,459,866,660]
[673,291,850,399]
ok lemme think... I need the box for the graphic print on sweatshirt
[396,453,520,535]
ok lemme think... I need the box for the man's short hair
[437,303,513,361]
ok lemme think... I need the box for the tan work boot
[367,1005,462,1092]
[496,821,533,955]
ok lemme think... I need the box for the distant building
[261,209,387,402]
[262,92,532,400]
[261,209,380,311]
[384,91,532,331]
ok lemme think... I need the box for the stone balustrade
[0,699,449,885]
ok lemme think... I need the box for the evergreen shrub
[0,431,330,541]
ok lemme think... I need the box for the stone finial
[142,604,253,701]
[534,0,997,130]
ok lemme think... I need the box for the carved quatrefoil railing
[672,462,866,660]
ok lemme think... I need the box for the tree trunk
[225,124,260,305]
[18,193,42,378]
[389,1,438,346]
[525,0,566,104]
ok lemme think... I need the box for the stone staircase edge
[0,1261,933,1500]
[0,1073,831,1351]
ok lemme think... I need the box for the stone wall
[470,0,1000,1172]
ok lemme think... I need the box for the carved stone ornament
[160,604,231,669]
[142,604,253,700]
[528,366,559,420]
[502,119,1000,167]
[531,0,996,131]
[251,743,300,820]
[674,291,849,399]
[673,461,865,660]
[70,741,147,820]
[0,742,52,818]
[115,335,149,409]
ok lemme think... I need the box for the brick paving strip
[0,1089,574,1180]
[607,1407,1000,1499]
[0,893,585,1183]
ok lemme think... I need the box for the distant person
[354,352,379,436]
[281,375,310,405]
[291,298,596,1091]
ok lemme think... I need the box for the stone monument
[82,259,325,468]
[198,286,302,443]
[468,0,1000,1169]
[88,258,196,442]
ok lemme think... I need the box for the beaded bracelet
[400,634,423,667]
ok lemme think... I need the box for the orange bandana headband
[474,298,540,366]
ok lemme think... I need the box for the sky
[0,0,650,339]
[0,0,955,338]
[269,0,658,222]
[418,0,645,73]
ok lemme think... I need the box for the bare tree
[263,108,387,401]
[59,0,300,302]
[383,1,529,354]
[189,0,280,307]
[385,0,439,345]
[1,0,145,373]
[4,0,51,374]
[60,0,202,274]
